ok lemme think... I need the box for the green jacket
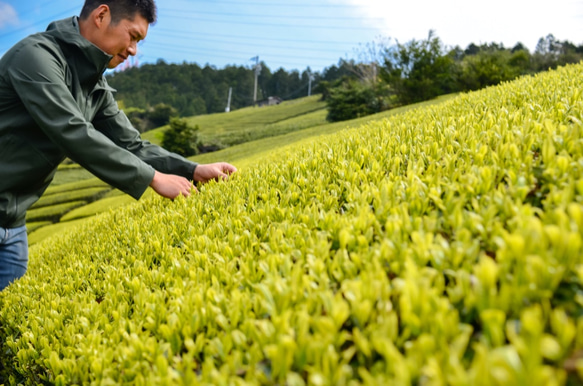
[0,17,197,228]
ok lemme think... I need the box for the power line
[0,6,79,39]
[137,52,332,72]
[160,9,385,22]
[153,27,361,47]
[140,42,337,68]
[156,13,381,31]
[143,41,344,63]
[149,30,353,54]
[0,2,377,71]
[174,0,368,8]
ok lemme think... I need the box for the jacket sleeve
[93,89,198,181]
[6,42,155,199]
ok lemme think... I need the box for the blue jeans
[0,226,28,291]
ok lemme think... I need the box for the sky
[0,0,582,74]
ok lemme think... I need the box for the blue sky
[1,0,582,73]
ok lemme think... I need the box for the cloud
[0,2,19,29]
[333,0,583,51]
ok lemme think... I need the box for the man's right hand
[149,171,195,199]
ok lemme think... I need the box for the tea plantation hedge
[1,63,583,385]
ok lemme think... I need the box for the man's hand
[150,171,194,199]
[194,162,237,183]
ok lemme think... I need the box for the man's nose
[128,41,137,56]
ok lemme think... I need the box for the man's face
[96,13,149,69]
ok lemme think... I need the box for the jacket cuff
[128,165,156,200]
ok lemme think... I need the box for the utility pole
[225,87,232,113]
[251,56,261,105]
[308,70,315,96]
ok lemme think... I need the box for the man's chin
[108,58,125,69]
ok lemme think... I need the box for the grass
[142,95,328,147]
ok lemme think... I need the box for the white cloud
[334,0,583,51]
[0,2,19,29]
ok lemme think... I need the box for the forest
[106,32,583,127]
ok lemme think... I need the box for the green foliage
[44,177,109,195]
[188,94,456,169]
[29,94,367,241]
[148,103,178,127]
[60,195,136,222]
[532,34,583,71]
[26,201,86,223]
[1,63,583,384]
[27,217,96,246]
[455,48,529,91]
[25,221,52,234]
[161,118,201,157]
[325,78,391,122]
[325,32,583,123]
[144,95,328,148]
[25,187,112,238]
[31,187,111,209]
[382,30,456,105]
[107,62,325,117]
[50,165,95,185]
[30,94,452,243]
[125,103,178,132]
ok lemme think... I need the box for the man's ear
[93,4,111,29]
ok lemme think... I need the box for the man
[0,0,237,290]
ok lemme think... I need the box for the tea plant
[1,63,583,385]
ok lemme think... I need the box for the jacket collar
[45,17,113,85]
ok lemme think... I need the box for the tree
[381,30,455,105]
[457,49,524,91]
[325,77,390,122]
[190,96,207,116]
[147,103,178,127]
[532,34,583,71]
[532,34,563,71]
[347,37,390,84]
[161,118,201,157]
[320,60,354,83]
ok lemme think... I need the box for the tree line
[105,32,583,129]
[323,32,583,121]
[106,60,318,128]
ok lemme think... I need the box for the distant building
[257,96,283,107]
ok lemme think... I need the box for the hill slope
[142,94,328,148]
[2,63,582,384]
[27,94,454,245]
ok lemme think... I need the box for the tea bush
[1,64,583,385]
[31,187,111,209]
[26,201,86,223]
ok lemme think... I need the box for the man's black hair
[80,0,157,24]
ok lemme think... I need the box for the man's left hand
[193,162,237,183]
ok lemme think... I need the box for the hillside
[1,63,582,384]
[28,93,454,245]
[26,95,327,243]
[141,94,327,147]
